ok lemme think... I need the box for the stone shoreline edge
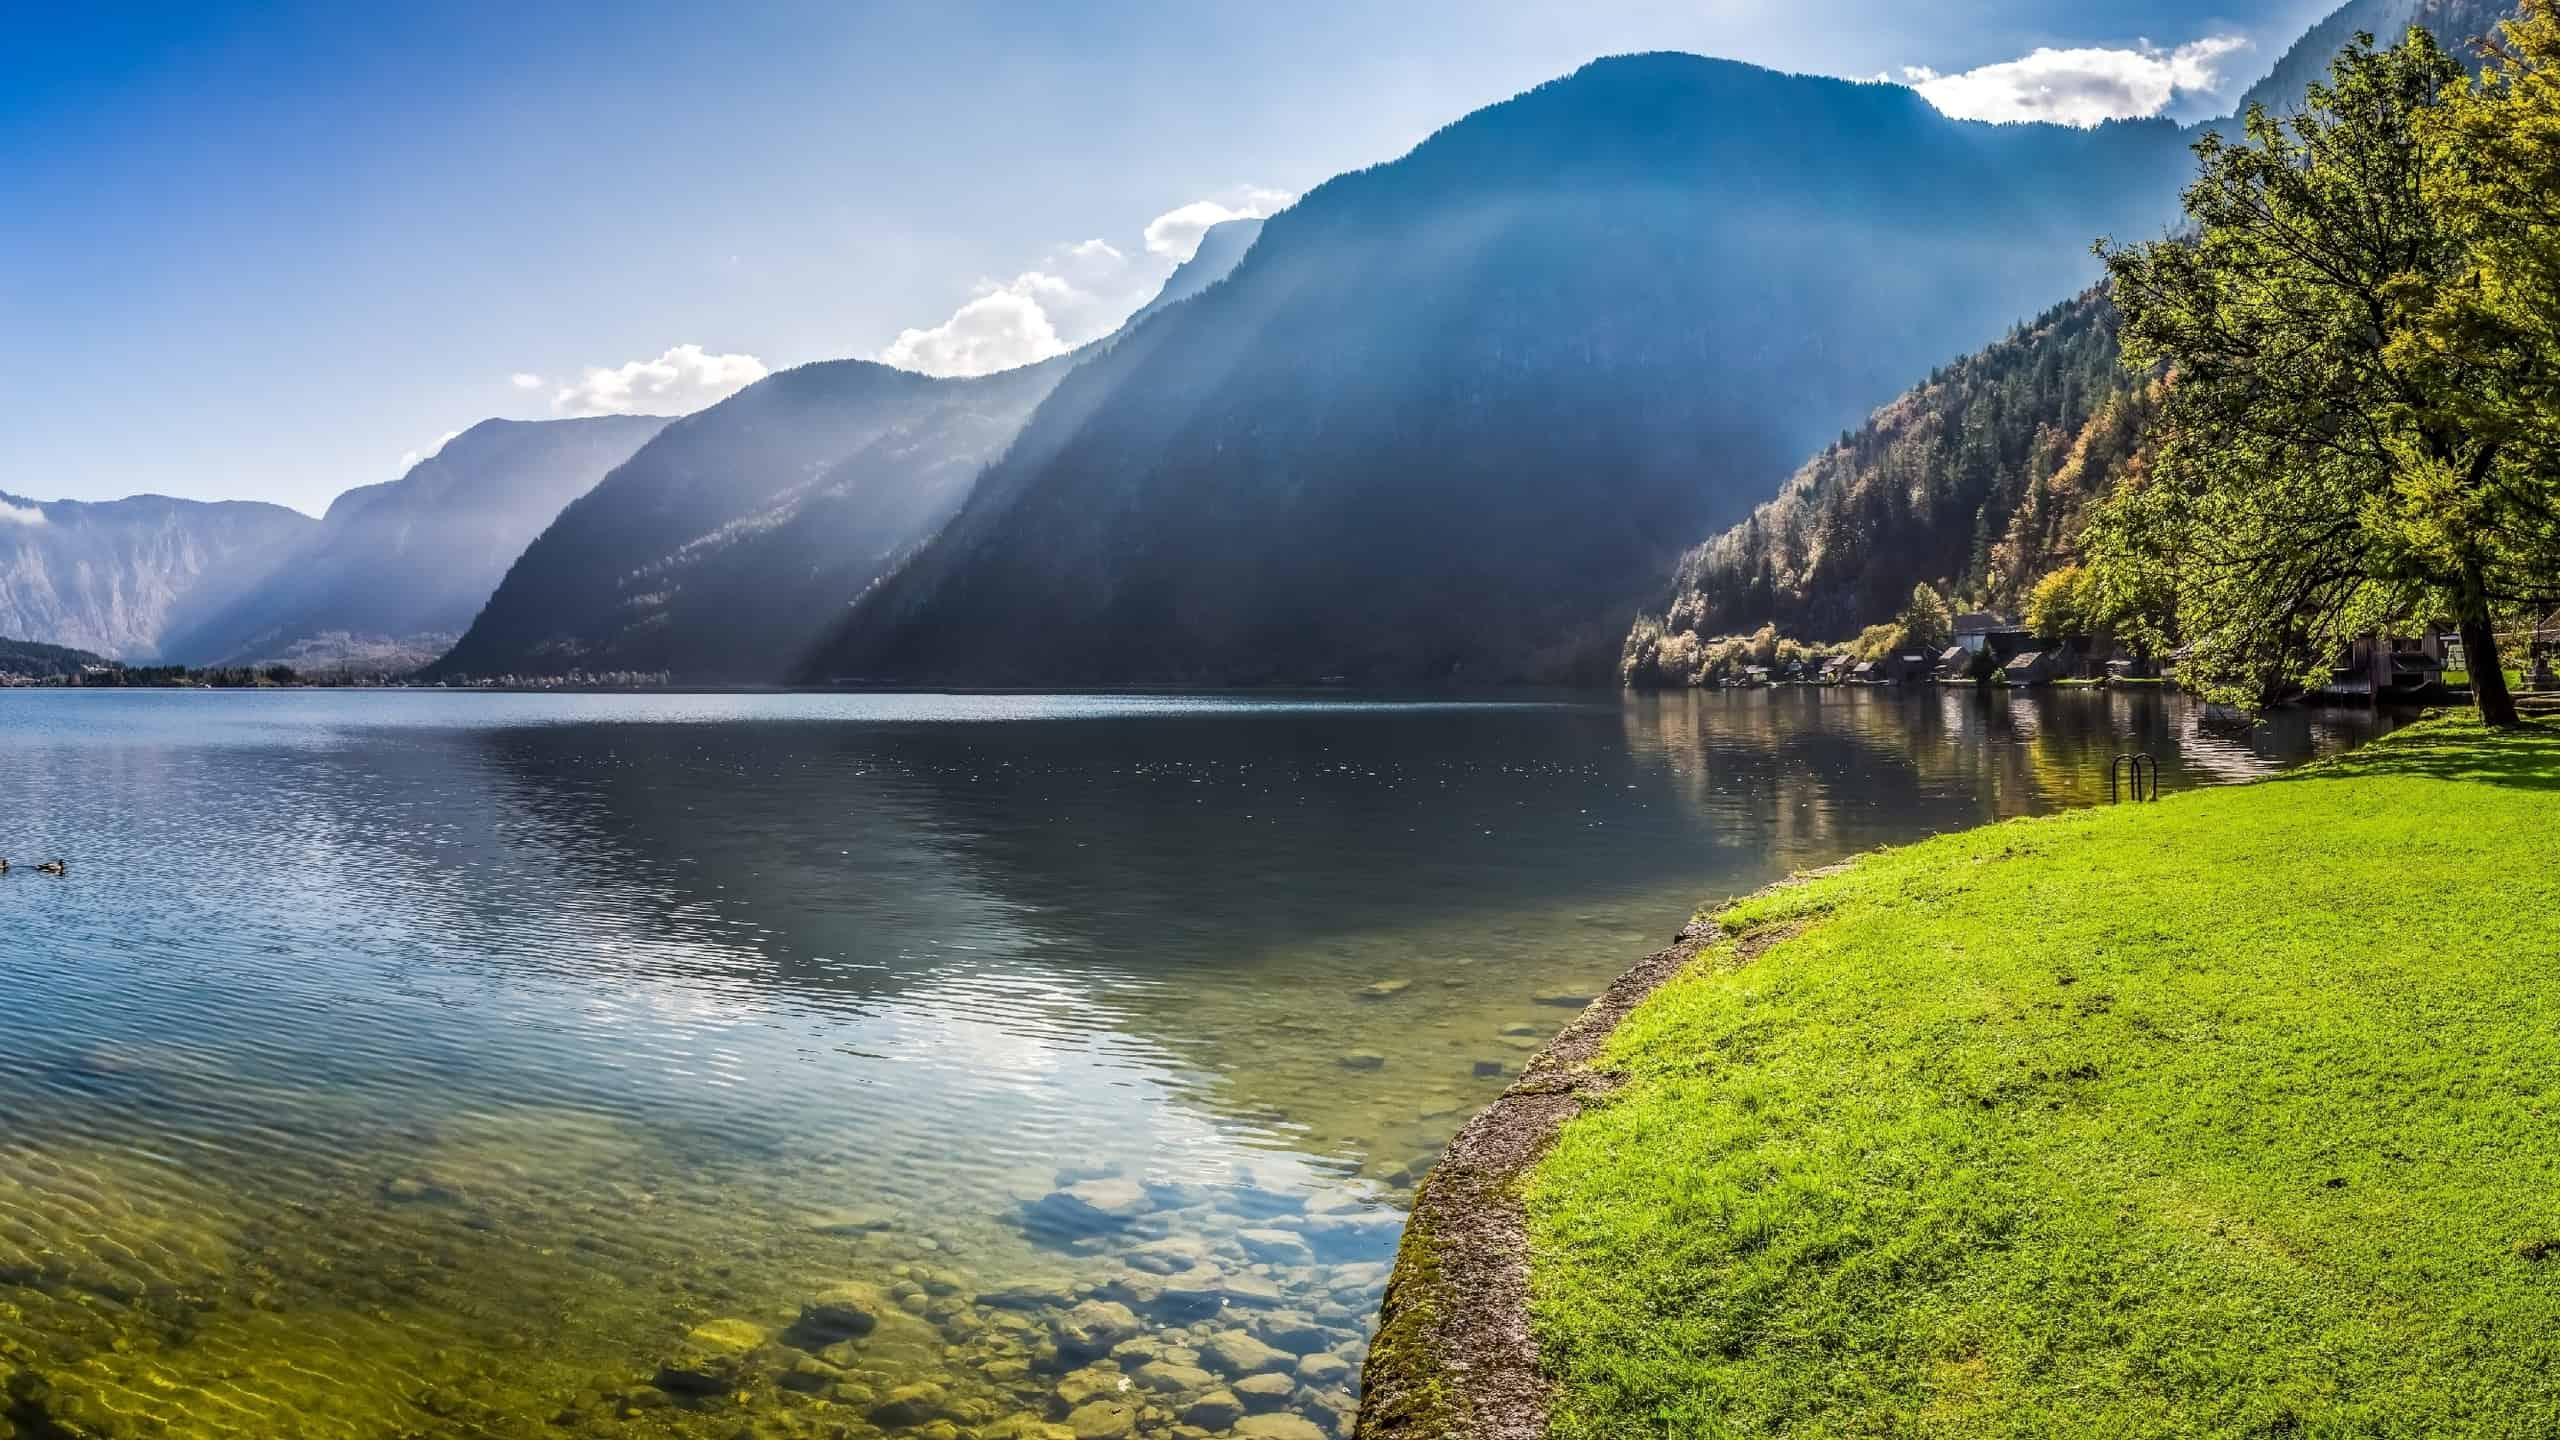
[1350,870,1837,1440]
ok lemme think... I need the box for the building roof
[2005,649,2049,672]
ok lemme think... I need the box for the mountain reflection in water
[0,689,2390,1438]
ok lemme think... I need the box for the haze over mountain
[1625,285,2146,670]
[426,222,1268,683]
[802,54,2200,686]
[163,415,667,671]
[2226,0,2511,122]
[1621,0,2524,674]
[0,493,314,660]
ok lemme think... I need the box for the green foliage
[1897,583,1954,653]
[1527,714,2560,1437]
[2023,563,2096,639]
[1621,619,1840,688]
[2093,22,2560,721]
[1633,288,2162,666]
[2419,0,2560,610]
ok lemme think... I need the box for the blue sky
[2,0,2336,513]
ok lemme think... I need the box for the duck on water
[0,858,68,875]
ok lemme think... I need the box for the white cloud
[1907,35,2249,126]
[510,372,544,391]
[398,429,463,473]
[1142,187,1295,262]
[0,499,45,527]
[878,273,1083,378]
[878,185,1290,378]
[551,344,769,417]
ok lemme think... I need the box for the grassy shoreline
[1522,714,2560,1437]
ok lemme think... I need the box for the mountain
[0,493,315,659]
[2229,0,2513,121]
[800,55,2200,688]
[426,223,1265,684]
[162,415,668,672]
[422,360,1069,682]
[1622,287,2152,676]
[1619,0,2525,680]
[1121,218,1264,331]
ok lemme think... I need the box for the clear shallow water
[0,688,2392,1439]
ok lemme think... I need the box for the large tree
[2094,23,2560,725]
[2418,0,2560,664]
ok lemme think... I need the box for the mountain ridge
[164,413,670,671]
[801,52,2199,686]
[424,218,1269,683]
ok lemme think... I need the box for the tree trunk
[2460,611,2521,729]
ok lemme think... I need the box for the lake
[0,688,2391,1439]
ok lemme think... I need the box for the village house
[1954,611,2037,664]
[2005,648,2063,686]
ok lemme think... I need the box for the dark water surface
[0,689,2391,1438]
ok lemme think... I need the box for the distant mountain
[1625,286,2151,667]
[0,493,314,659]
[1121,218,1264,331]
[422,361,1069,682]
[801,54,2200,687]
[0,635,111,679]
[426,224,1264,683]
[2228,0,2513,122]
[162,416,668,671]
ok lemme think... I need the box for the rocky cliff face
[0,494,316,660]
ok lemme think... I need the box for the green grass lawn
[1525,714,2560,1438]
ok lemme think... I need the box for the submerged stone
[1250,1311,1334,1355]
[1232,1371,1298,1409]
[1181,1388,1247,1429]
[1064,1398,1140,1439]
[1027,1178,1154,1241]
[1235,1228,1313,1266]
[653,1317,768,1395]
[870,1380,951,1428]
[1202,1329,1293,1377]
[1051,1299,1144,1361]
[1297,1351,1353,1385]
[1355,980,1412,999]
[1234,1413,1329,1439]
[1053,1365,1129,1409]
[1335,1052,1387,1071]
[1134,1358,1214,1393]
[797,1281,888,1340]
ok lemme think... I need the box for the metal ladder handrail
[2110,752,2158,803]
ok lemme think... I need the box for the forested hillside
[1629,289,2152,654]
[2228,0,2512,120]
[0,636,110,679]
[1621,0,2522,687]
[804,54,2197,687]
